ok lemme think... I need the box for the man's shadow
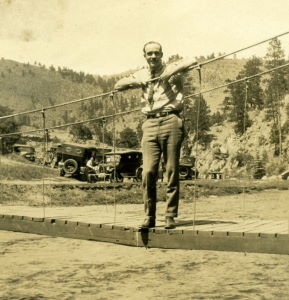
[173,219,237,227]
[139,219,237,247]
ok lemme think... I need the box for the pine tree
[222,56,263,134]
[224,79,252,135]
[264,38,288,156]
[242,57,264,109]
[210,111,225,126]
[264,38,287,120]
[183,95,212,154]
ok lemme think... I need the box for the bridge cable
[241,80,249,220]
[0,31,288,123]
[1,62,289,141]
[192,65,202,231]
[0,32,288,229]
[41,109,47,218]
[191,30,289,69]
[110,92,118,224]
[0,141,2,209]
[101,117,109,211]
[276,79,282,159]
[184,62,289,100]
[1,62,289,140]
[0,91,113,121]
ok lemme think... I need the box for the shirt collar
[148,62,165,77]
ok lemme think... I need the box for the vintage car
[57,143,111,179]
[179,156,199,180]
[12,144,36,162]
[81,149,198,183]
[132,155,197,182]
[95,150,143,182]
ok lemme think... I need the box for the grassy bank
[1,155,289,206]
[1,179,289,206]
[0,155,58,180]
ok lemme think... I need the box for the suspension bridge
[1,31,289,255]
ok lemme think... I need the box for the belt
[146,111,179,119]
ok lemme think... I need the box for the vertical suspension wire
[243,80,249,134]
[275,78,282,159]
[45,128,50,207]
[110,92,117,224]
[274,74,287,232]
[0,138,2,208]
[241,80,249,216]
[41,109,47,218]
[102,118,106,165]
[102,117,109,211]
[192,65,202,230]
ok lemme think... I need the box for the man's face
[144,43,163,70]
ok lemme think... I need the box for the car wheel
[63,159,78,175]
[179,166,190,179]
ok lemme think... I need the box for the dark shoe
[139,218,156,229]
[164,217,176,229]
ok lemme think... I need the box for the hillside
[2,57,289,179]
[0,59,106,109]
[0,57,245,113]
[0,57,246,142]
[187,58,247,111]
[195,95,289,179]
[0,58,104,129]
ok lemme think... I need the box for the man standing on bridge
[114,41,197,229]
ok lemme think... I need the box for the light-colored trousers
[141,113,184,218]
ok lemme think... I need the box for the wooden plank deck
[0,205,288,255]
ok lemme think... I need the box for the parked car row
[54,143,198,183]
[3,141,198,183]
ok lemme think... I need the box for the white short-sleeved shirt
[129,63,184,114]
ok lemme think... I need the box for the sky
[0,0,289,75]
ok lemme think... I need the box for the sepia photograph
[0,0,289,299]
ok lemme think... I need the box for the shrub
[265,157,289,176]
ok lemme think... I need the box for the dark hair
[143,41,163,54]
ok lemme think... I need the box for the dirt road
[1,229,289,300]
[1,190,289,299]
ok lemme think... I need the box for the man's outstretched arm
[114,75,142,91]
[160,58,198,81]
